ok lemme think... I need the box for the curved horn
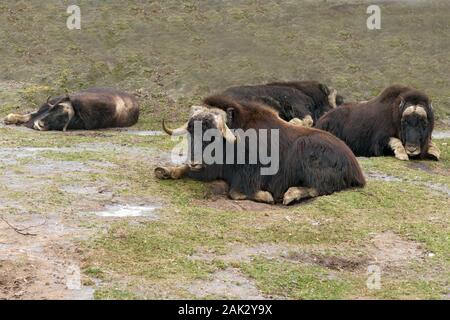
[47,96,56,108]
[217,117,237,144]
[162,119,188,136]
[47,95,70,109]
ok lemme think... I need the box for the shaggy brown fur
[156,95,365,204]
[316,85,436,160]
[4,88,139,131]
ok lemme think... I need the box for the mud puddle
[433,131,450,139]
[122,130,163,136]
[367,170,450,196]
[0,213,94,299]
[365,171,402,182]
[94,204,161,218]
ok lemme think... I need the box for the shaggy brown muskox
[4,88,139,131]
[268,81,345,113]
[155,95,365,205]
[223,81,344,127]
[316,85,440,161]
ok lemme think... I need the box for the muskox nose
[188,162,203,171]
[405,145,420,155]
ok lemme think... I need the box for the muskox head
[396,90,434,157]
[162,105,237,170]
[28,95,75,131]
[319,83,345,109]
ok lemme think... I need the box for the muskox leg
[427,141,441,161]
[388,137,409,161]
[289,115,313,127]
[253,191,275,204]
[154,165,189,180]
[4,113,33,125]
[283,187,319,205]
[229,189,275,204]
[229,189,247,200]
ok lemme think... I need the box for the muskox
[4,88,139,131]
[316,85,440,161]
[222,81,343,127]
[155,95,365,205]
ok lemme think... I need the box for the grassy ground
[0,0,449,299]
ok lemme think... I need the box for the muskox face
[319,84,344,109]
[30,96,75,131]
[398,95,433,157]
[162,106,236,170]
[316,84,344,120]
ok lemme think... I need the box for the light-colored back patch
[402,105,427,118]
[114,96,127,117]
[328,89,337,108]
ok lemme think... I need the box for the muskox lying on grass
[316,85,440,161]
[155,95,365,205]
[223,81,343,127]
[4,88,139,131]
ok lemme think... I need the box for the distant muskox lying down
[4,88,139,131]
[222,81,344,127]
[155,95,365,205]
[316,85,440,161]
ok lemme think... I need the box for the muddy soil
[0,142,164,299]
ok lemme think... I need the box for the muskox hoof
[303,115,314,127]
[427,152,440,161]
[283,187,318,205]
[229,190,247,201]
[289,118,304,126]
[289,116,313,128]
[253,191,275,204]
[427,142,441,161]
[395,153,409,161]
[154,167,172,180]
[4,114,19,125]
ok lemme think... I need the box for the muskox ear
[319,84,330,96]
[226,107,235,124]
[398,97,405,109]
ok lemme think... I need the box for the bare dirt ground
[0,126,449,299]
[0,135,166,299]
[1,0,450,300]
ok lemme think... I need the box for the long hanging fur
[316,85,434,158]
[187,95,365,200]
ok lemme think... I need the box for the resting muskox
[316,85,440,161]
[222,81,343,127]
[155,95,365,205]
[4,88,139,131]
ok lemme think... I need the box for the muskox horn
[217,118,237,144]
[162,119,188,136]
[47,95,70,109]
[47,96,55,108]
